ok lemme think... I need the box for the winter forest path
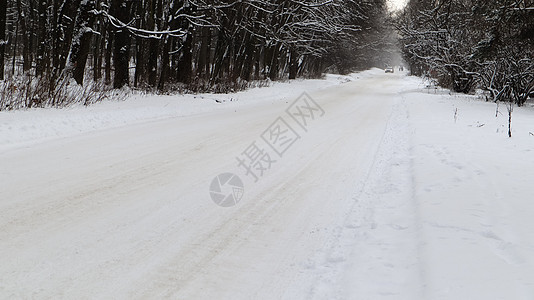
[2,70,533,299]
[0,70,412,299]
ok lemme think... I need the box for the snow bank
[403,76,534,299]
[0,74,357,152]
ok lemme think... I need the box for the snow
[406,85,534,299]
[1,69,534,299]
[0,74,355,152]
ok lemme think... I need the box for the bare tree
[71,0,97,85]
[0,0,6,80]
[111,0,131,88]
[1,0,394,110]
[397,0,534,102]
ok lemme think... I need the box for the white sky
[387,0,409,11]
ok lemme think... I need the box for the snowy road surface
[1,69,534,299]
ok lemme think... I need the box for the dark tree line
[0,0,5,81]
[0,0,392,107]
[396,0,534,106]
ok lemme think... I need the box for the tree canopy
[396,0,534,105]
[0,0,392,104]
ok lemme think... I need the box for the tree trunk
[288,47,298,80]
[147,0,160,87]
[133,0,146,88]
[16,0,31,72]
[211,29,227,83]
[71,0,96,85]
[93,16,104,82]
[112,0,130,89]
[35,0,48,77]
[104,27,113,85]
[254,46,262,80]
[197,27,210,79]
[157,37,170,90]
[11,19,18,76]
[269,43,280,81]
[28,0,36,71]
[53,0,82,78]
[0,0,6,80]
[147,38,158,87]
[177,23,193,83]
[241,35,255,81]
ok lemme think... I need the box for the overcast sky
[387,0,408,11]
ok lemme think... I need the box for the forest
[0,0,392,110]
[396,0,534,106]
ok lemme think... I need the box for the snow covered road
[1,70,534,299]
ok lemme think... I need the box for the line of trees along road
[396,0,534,106]
[0,0,392,102]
